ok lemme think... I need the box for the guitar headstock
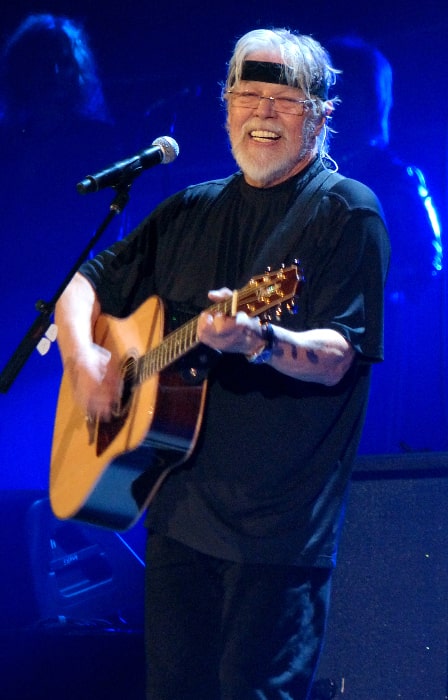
[236,265,302,318]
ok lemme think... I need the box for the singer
[54,28,390,700]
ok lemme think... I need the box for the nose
[255,95,276,116]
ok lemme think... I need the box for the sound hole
[96,356,137,456]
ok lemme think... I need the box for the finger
[207,287,233,301]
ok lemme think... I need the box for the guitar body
[50,296,207,531]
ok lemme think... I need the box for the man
[54,28,390,700]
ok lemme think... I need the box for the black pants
[145,533,332,700]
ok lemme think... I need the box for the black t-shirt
[80,160,390,567]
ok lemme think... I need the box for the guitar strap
[248,167,345,277]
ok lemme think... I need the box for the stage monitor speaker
[315,452,448,700]
[0,491,145,632]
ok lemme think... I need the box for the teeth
[250,130,280,140]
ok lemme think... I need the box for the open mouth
[249,130,281,142]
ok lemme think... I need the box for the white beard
[231,141,304,187]
[229,122,315,187]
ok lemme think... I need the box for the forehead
[238,81,305,100]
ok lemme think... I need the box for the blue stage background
[0,0,446,492]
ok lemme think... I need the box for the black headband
[241,60,289,85]
[240,60,328,99]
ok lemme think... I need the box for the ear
[313,100,334,138]
[321,100,334,119]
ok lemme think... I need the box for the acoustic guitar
[50,265,300,530]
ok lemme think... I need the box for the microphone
[76,135,179,194]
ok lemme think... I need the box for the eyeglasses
[226,90,314,116]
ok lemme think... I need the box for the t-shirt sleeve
[79,215,158,317]
[300,194,390,362]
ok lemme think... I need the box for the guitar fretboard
[137,298,231,384]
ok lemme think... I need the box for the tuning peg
[286,299,298,315]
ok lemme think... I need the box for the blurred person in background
[0,13,119,488]
[328,35,444,454]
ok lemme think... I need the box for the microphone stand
[0,183,132,394]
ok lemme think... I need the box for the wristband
[246,323,276,364]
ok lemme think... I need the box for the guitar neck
[135,265,300,386]
[137,297,232,384]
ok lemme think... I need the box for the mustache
[225,117,284,139]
